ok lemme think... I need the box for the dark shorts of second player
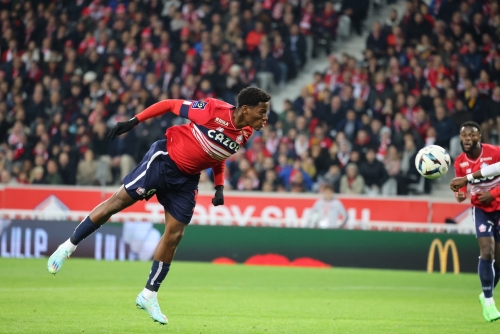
[123,139,200,224]
[473,207,500,242]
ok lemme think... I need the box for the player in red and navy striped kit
[453,121,500,322]
[47,87,271,324]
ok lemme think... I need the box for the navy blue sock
[69,216,100,245]
[145,260,171,292]
[495,266,500,288]
[479,258,495,298]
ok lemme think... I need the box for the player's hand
[450,176,468,192]
[455,192,466,203]
[212,185,224,206]
[107,117,139,140]
[477,191,494,204]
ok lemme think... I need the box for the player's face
[246,102,270,131]
[459,126,481,153]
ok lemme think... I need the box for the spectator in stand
[286,24,307,70]
[483,87,500,140]
[320,2,338,56]
[462,41,483,78]
[106,128,137,182]
[432,106,458,149]
[366,22,387,59]
[397,134,420,195]
[1,169,17,185]
[341,0,369,36]
[58,151,76,185]
[254,42,280,92]
[359,148,389,195]
[45,159,63,185]
[279,159,313,192]
[340,163,365,194]
[384,145,401,178]
[338,109,364,142]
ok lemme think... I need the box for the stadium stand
[248,0,500,196]
[8,0,482,197]
[0,0,373,191]
[1,0,360,189]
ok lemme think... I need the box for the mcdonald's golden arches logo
[427,239,460,274]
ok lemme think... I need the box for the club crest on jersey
[192,101,207,109]
[216,127,224,132]
[236,135,243,144]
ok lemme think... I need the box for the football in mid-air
[415,145,451,179]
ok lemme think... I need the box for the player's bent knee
[164,229,185,247]
[480,248,494,260]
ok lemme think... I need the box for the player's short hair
[460,121,481,134]
[237,87,271,108]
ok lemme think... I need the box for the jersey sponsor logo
[215,117,229,127]
[192,125,233,160]
[481,157,493,162]
[207,129,240,152]
[191,101,207,109]
[460,162,469,167]
[479,224,487,233]
[469,175,497,184]
[466,168,472,174]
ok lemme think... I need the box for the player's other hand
[212,185,224,206]
[477,191,494,204]
[450,176,468,192]
[455,192,466,203]
[107,117,139,140]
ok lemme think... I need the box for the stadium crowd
[3,0,497,197]
[0,0,353,189]
[242,0,500,196]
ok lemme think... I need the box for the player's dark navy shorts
[473,207,500,242]
[123,139,200,224]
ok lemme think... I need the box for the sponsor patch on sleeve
[191,101,208,109]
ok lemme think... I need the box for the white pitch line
[0,286,473,293]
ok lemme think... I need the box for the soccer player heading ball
[450,121,500,322]
[47,87,271,325]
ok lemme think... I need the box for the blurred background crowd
[1,0,499,197]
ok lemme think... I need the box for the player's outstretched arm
[135,99,212,124]
[107,117,139,140]
[450,162,500,191]
[108,99,206,140]
[135,100,184,122]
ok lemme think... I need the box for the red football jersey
[136,98,253,186]
[454,144,500,212]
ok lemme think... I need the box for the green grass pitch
[0,258,495,333]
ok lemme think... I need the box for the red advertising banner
[0,186,472,228]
